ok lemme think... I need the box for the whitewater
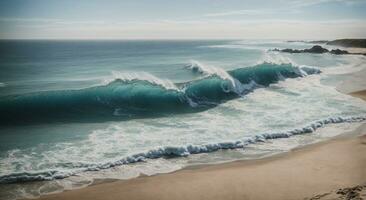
[0,40,365,200]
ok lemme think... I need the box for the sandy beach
[37,91,366,200]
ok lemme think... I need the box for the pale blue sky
[1,0,365,39]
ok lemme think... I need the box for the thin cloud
[0,17,107,25]
[204,0,364,18]
[204,9,273,17]
[287,0,364,7]
[0,17,61,23]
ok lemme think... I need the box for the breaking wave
[0,115,364,184]
[0,63,320,125]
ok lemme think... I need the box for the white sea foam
[187,60,234,81]
[323,54,366,75]
[0,115,365,185]
[201,40,286,50]
[103,71,179,91]
[257,51,322,77]
[258,51,296,65]
[186,60,248,94]
[201,44,264,50]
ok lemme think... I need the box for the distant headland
[326,39,366,48]
[287,39,366,48]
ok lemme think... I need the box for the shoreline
[39,123,366,200]
[36,90,366,200]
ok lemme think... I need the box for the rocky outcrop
[303,45,329,53]
[329,49,349,55]
[286,39,366,48]
[272,45,349,55]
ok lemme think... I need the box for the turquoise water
[0,40,366,199]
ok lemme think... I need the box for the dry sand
[37,91,366,200]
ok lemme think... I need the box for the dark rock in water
[281,48,302,53]
[271,45,351,55]
[330,49,349,55]
[303,45,329,53]
[271,45,329,54]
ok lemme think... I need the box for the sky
[0,0,366,39]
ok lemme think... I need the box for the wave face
[0,115,364,184]
[0,63,320,125]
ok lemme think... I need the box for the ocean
[0,40,365,199]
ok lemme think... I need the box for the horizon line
[1,37,360,41]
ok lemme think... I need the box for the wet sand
[350,90,366,101]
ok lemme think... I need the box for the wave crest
[186,60,245,94]
[0,63,320,125]
[103,71,179,91]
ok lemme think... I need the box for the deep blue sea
[0,40,365,199]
